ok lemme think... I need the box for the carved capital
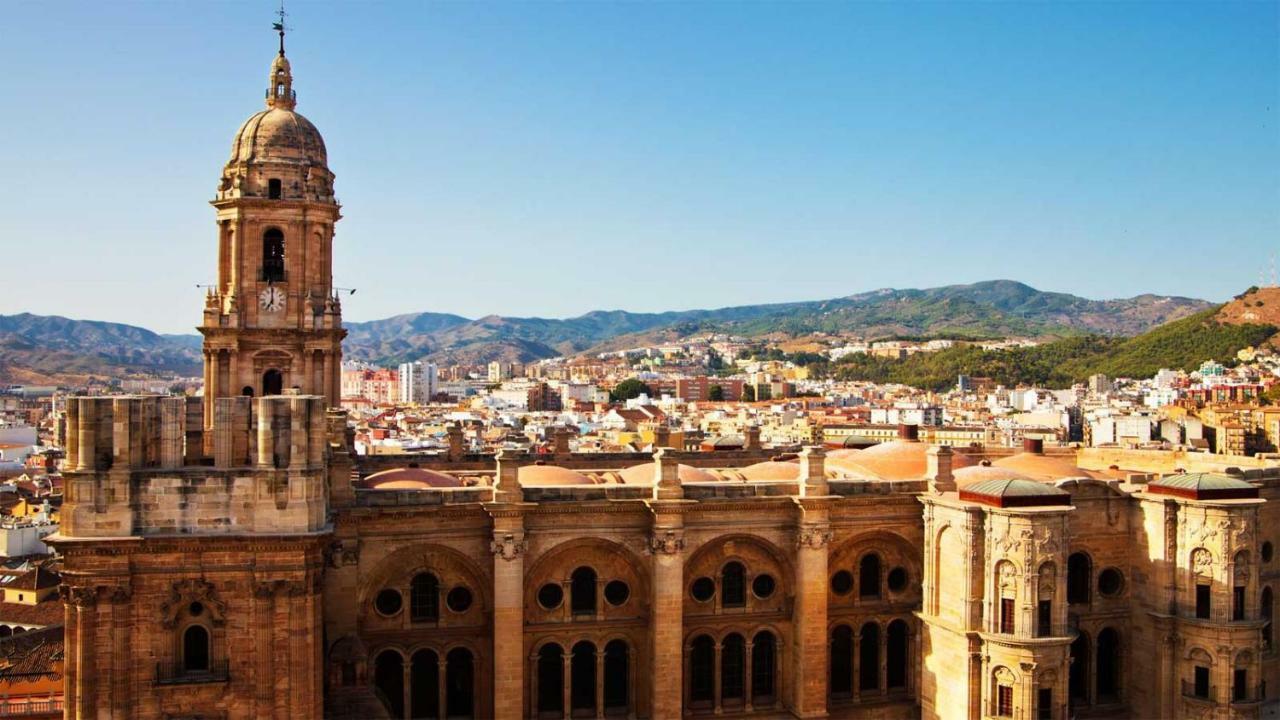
[795,525,833,550]
[648,529,685,555]
[60,585,97,608]
[490,532,527,562]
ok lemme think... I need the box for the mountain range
[0,281,1212,384]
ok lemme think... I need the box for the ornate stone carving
[160,579,227,628]
[997,561,1018,592]
[490,532,527,562]
[795,526,833,550]
[1038,562,1056,596]
[328,539,360,568]
[1191,548,1213,577]
[60,585,98,608]
[649,529,684,555]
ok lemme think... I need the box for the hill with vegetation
[826,305,1276,391]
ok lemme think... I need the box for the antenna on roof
[273,0,290,55]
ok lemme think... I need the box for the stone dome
[362,467,461,490]
[954,465,1032,486]
[518,465,595,486]
[992,452,1099,482]
[827,441,975,482]
[737,460,801,482]
[229,108,327,167]
[618,462,720,485]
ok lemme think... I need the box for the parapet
[60,394,332,538]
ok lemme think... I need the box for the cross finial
[273,1,289,56]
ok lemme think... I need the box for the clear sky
[1,1,1276,334]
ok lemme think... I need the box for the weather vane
[273,1,290,55]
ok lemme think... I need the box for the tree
[610,378,653,403]
[708,384,725,401]
[741,385,757,402]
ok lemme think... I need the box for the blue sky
[1,1,1276,334]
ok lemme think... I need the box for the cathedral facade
[51,40,1279,720]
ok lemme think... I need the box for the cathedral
[50,32,1279,720]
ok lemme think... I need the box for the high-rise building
[398,361,438,404]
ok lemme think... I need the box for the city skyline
[2,1,1276,334]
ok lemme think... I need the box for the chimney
[653,447,683,501]
[898,424,920,442]
[927,445,955,494]
[654,424,672,449]
[493,449,526,503]
[745,425,762,452]
[1023,437,1044,455]
[447,423,465,461]
[799,445,828,497]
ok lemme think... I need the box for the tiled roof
[0,599,63,628]
[960,479,1071,508]
[1148,472,1259,500]
[0,625,63,679]
[8,567,59,592]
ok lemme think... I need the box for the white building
[398,361,438,404]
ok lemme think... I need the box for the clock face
[259,287,286,312]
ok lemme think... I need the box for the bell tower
[200,22,344,434]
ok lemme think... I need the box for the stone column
[713,642,723,714]
[562,653,572,720]
[489,507,528,720]
[69,587,97,720]
[744,640,755,712]
[595,649,605,719]
[647,500,687,719]
[792,509,831,717]
[438,656,448,720]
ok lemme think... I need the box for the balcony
[0,699,63,717]
[1231,682,1266,704]
[154,659,230,686]
[1181,680,1214,703]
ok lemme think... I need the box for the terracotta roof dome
[619,463,720,485]
[959,478,1070,508]
[954,465,1032,486]
[737,460,801,482]
[992,452,1098,482]
[518,465,595,486]
[363,467,461,490]
[827,441,975,481]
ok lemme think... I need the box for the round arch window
[831,570,854,596]
[446,586,473,613]
[537,583,564,610]
[1097,568,1125,597]
[887,567,908,593]
[752,574,776,599]
[374,588,403,616]
[691,577,716,603]
[604,580,631,606]
[1264,542,1274,563]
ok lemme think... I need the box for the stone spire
[267,5,296,110]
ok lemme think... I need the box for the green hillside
[830,308,1276,391]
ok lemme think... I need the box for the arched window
[1067,552,1091,604]
[722,562,746,608]
[410,649,440,719]
[262,369,283,397]
[537,644,564,715]
[1096,627,1120,702]
[721,633,746,703]
[445,647,473,718]
[261,228,285,282]
[603,640,629,713]
[570,567,597,615]
[182,625,210,672]
[411,573,440,622]
[1069,633,1090,705]
[268,178,282,200]
[571,642,596,713]
[752,631,776,703]
[374,650,404,719]
[690,636,715,706]
[1234,550,1249,621]
[859,554,882,599]
[830,625,853,698]
[1263,586,1274,650]
[887,619,909,689]
[859,622,880,692]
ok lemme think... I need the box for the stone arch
[1067,551,1092,604]
[1187,647,1215,666]
[684,534,793,614]
[830,530,920,596]
[359,543,491,627]
[524,536,650,621]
